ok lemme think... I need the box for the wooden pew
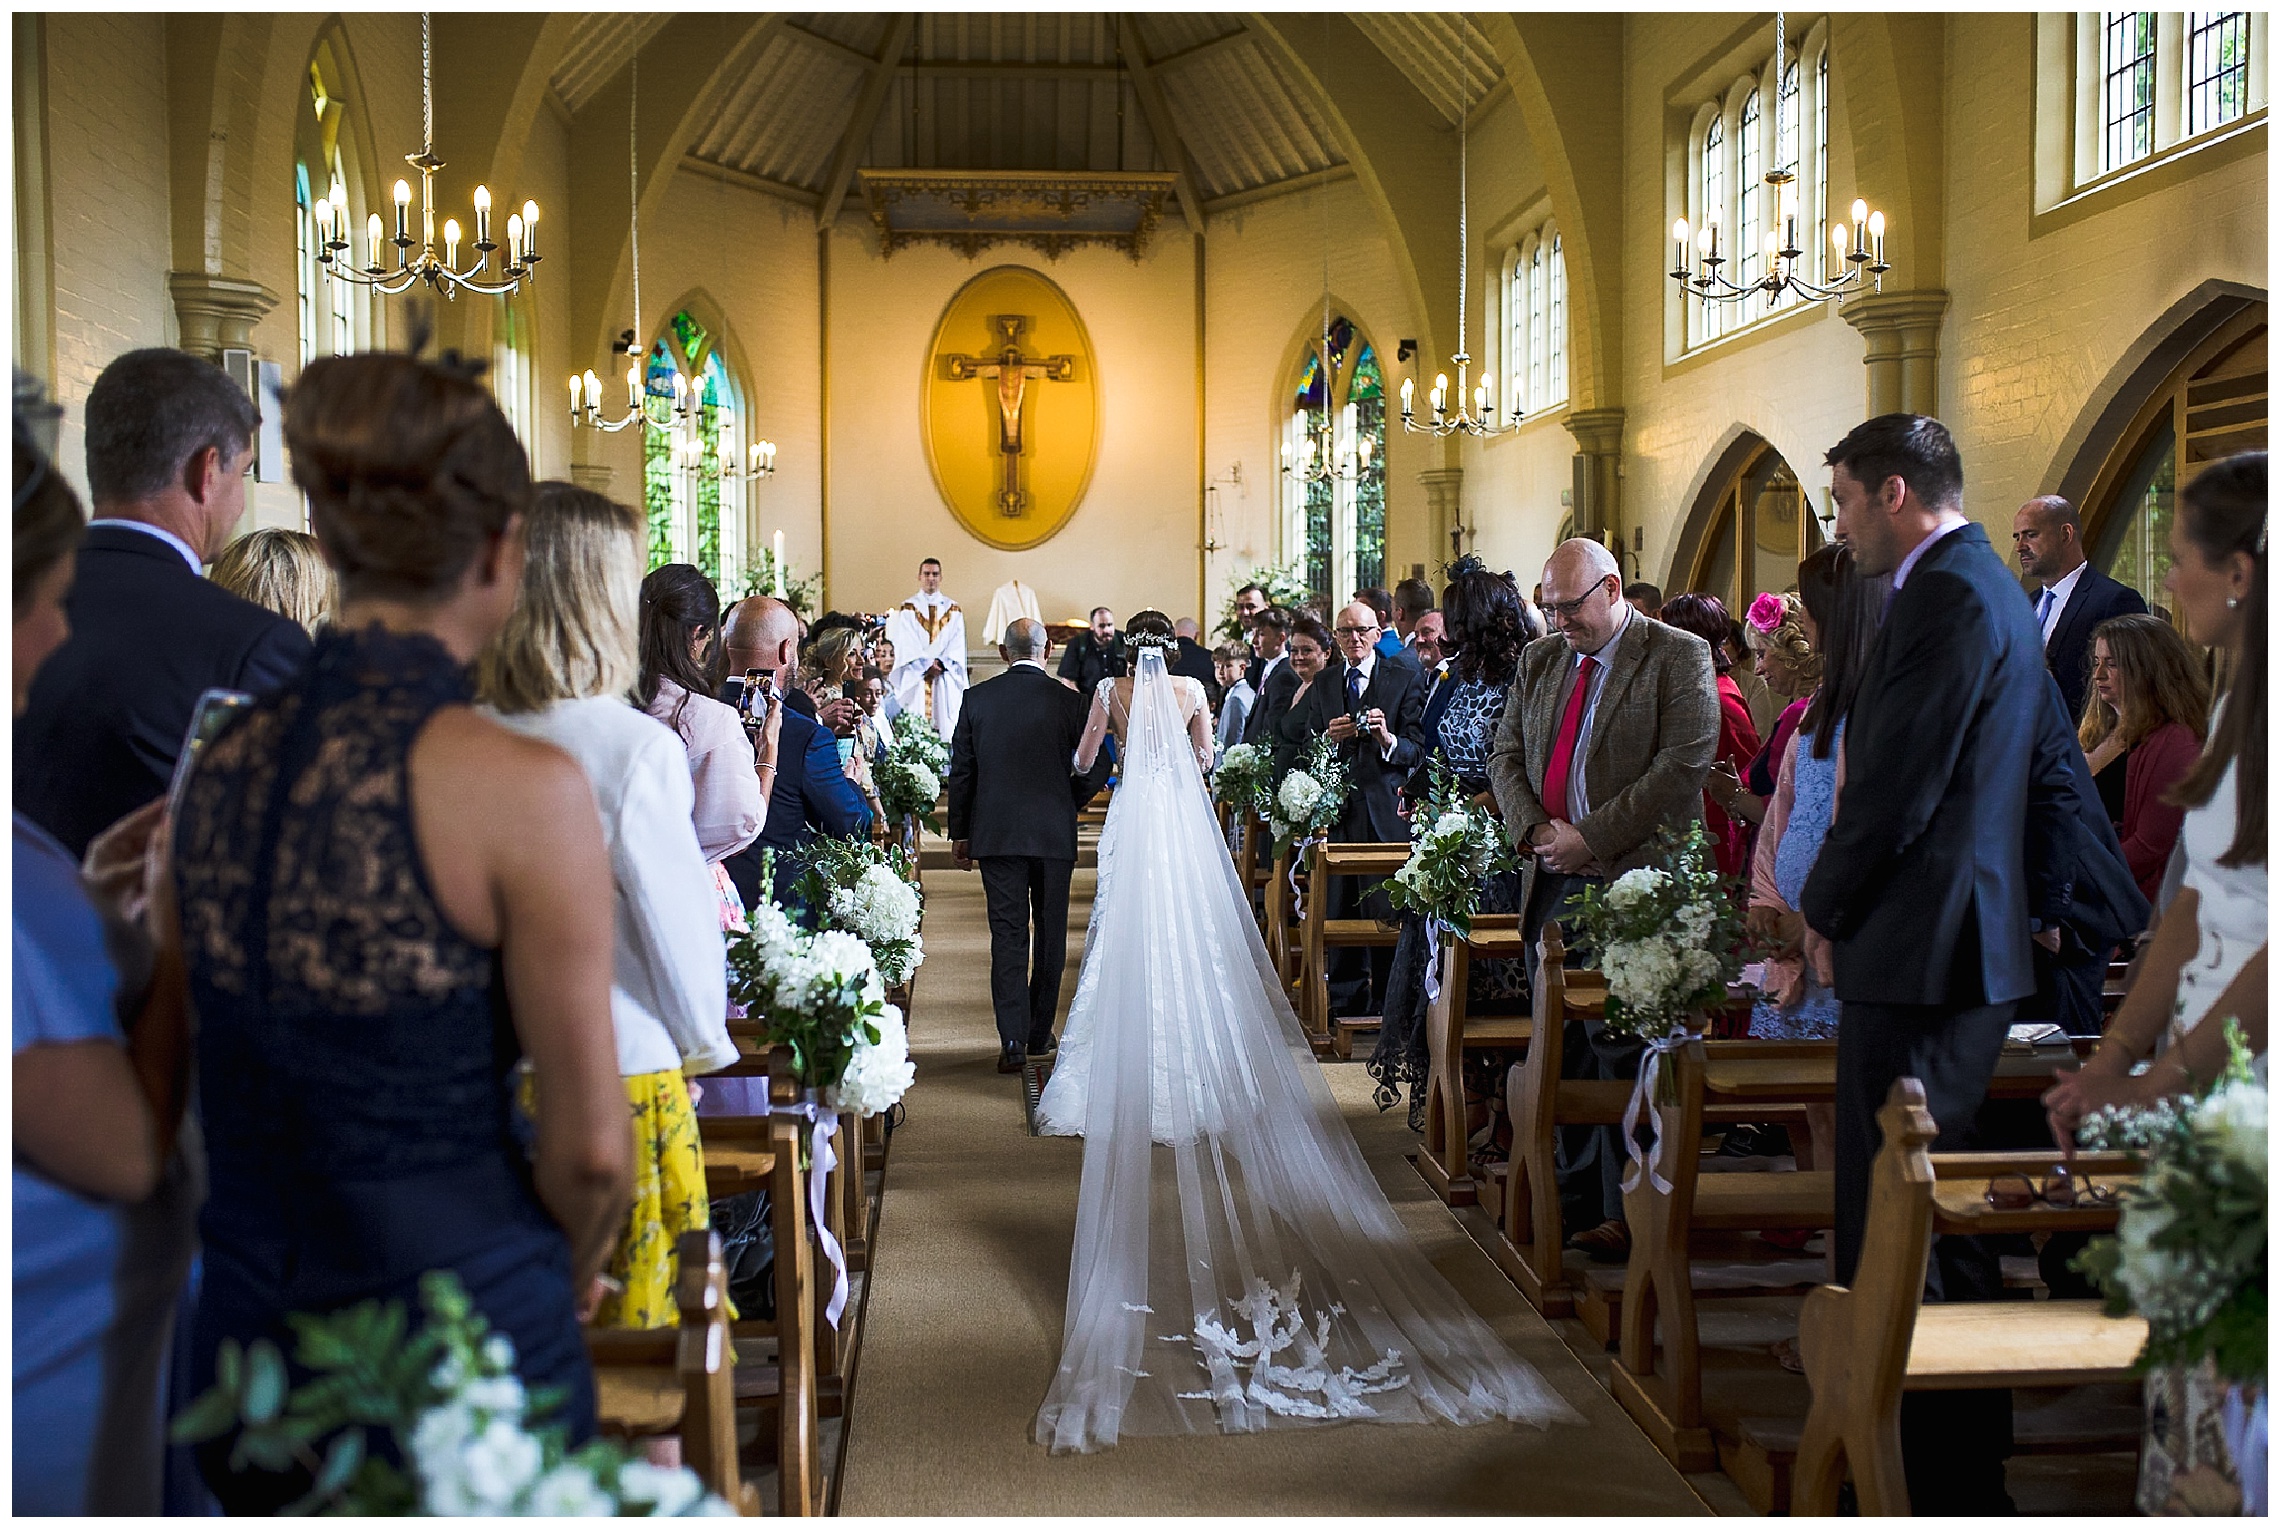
[587,1230,760,1514]
[1490,925,1617,1316]
[1605,1033,1838,1469]
[1263,843,1298,991]
[1297,841,1410,1055]
[1791,1079,2147,1515]
[724,1022,869,1278]
[1414,914,1533,1207]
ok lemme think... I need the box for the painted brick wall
[44,13,175,499]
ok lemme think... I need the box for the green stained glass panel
[672,310,708,366]
[643,421,674,571]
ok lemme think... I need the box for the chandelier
[1400,20,1509,439]
[672,411,779,486]
[1286,181,1372,483]
[314,14,539,300]
[1669,12,1890,311]
[572,58,653,433]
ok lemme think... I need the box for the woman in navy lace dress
[1368,560,1540,1129]
[171,354,631,1510]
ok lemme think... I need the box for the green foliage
[876,717,947,832]
[1381,758,1516,935]
[2072,1022,2267,1384]
[1263,733,1353,858]
[1214,562,1315,642]
[1210,741,1274,822]
[789,835,925,987]
[1570,821,1747,1042]
[735,549,823,619]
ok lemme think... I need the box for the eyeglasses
[1333,624,1379,638]
[1983,1167,2117,1211]
[1542,578,1616,620]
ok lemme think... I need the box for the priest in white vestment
[886,557,968,737]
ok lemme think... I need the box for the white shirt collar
[1010,658,1048,673]
[1891,513,1971,592]
[2042,560,2089,601]
[89,518,202,573]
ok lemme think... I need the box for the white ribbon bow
[1421,916,1449,1006]
[1620,1030,1697,1196]
[1288,833,1328,924]
[749,1096,850,1330]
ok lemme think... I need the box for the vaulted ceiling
[543,12,1505,209]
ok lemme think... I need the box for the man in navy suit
[1802,414,2050,1514]
[2012,493,2146,723]
[718,596,871,915]
[16,349,312,856]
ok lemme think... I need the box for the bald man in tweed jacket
[1488,538,1719,1256]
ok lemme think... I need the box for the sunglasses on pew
[1982,1167,2118,1210]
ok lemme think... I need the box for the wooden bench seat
[1298,842,1410,1052]
[1791,1080,2147,1515]
[1413,915,1535,1205]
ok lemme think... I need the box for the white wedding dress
[1033,648,1577,1453]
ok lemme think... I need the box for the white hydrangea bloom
[1278,772,1324,821]
[524,1463,614,1517]
[1607,867,1670,910]
[831,1003,916,1117]
[1432,811,1471,840]
[617,1461,708,1517]
[2193,1080,2268,1179]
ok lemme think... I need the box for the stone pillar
[1563,406,1626,549]
[569,463,615,494]
[166,273,278,362]
[1841,289,1950,417]
[1417,466,1466,560]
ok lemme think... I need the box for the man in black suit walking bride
[947,618,1111,1074]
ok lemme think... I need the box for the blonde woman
[476,482,736,1332]
[208,527,336,635]
[808,623,885,815]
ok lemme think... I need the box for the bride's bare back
[1075,670,1213,774]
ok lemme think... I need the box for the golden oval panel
[922,266,1099,552]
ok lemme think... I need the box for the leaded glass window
[1547,235,1567,408]
[1280,315,1385,602]
[2188,11,2252,133]
[2103,12,2159,172]
[1701,113,1727,343]
[1738,89,1763,320]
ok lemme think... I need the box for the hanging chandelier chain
[421,12,433,157]
[1456,18,1468,363]
[629,56,642,344]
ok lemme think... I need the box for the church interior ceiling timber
[538,12,1521,210]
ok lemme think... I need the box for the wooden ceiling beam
[817,14,917,231]
[1118,15,1208,237]
[1144,26,1253,74]
[781,21,875,70]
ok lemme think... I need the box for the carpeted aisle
[839,861,1711,1515]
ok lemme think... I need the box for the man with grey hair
[2011,492,2144,721]
[1489,535,1720,1261]
[947,617,1111,1073]
[17,348,312,855]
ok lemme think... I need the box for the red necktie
[1542,654,1596,824]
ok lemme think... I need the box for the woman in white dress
[1034,611,1575,1454]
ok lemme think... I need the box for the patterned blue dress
[172,626,594,1510]
[1750,721,1843,1040]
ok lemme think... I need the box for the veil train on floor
[1033,648,1579,1453]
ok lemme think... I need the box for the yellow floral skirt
[598,1068,728,1330]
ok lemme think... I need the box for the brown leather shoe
[1567,1218,1631,1262]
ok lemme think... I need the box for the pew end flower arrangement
[1382,758,1516,935]
[1214,562,1314,643]
[171,1271,731,1515]
[1211,741,1274,822]
[1264,734,1353,859]
[725,900,914,1119]
[790,836,925,989]
[877,718,948,836]
[2074,1021,2267,1384]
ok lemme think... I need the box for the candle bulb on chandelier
[1399,375,1416,418]
[582,370,601,413]
[314,196,333,245]
[568,375,583,418]
[521,202,539,261]
[473,185,492,249]
[625,365,640,409]
[1867,209,1886,266]
[392,180,410,243]
[1672,218,1689,273]
[505,213,523,268]
[1850,199,1867,260]
[443,218,460,268]
[1431,373,1448,419]
[366,213,385,271]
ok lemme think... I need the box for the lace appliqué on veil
[1176,1271,1410,1422]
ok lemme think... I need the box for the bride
[1033,610,1576,1453]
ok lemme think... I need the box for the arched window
[1737,89,1763,319]
[1772,60,1802,314]
[1547,234,1568,406]
[1815,47,1831,282]
[1501,247,1525,418]
[1279,314,1386,602]
[293,42,369,366]
[641,308,748,589]
[1527,241,1547,412]
[2084,304,2267,613]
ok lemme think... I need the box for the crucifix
[939,315,1077,516]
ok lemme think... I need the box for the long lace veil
[1034,648,1576,1452]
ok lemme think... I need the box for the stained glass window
[1281,319,1386,602]
[641,315,744,587]
[1350,343,1386,594]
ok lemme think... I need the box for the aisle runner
[837,865,1712,1515]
